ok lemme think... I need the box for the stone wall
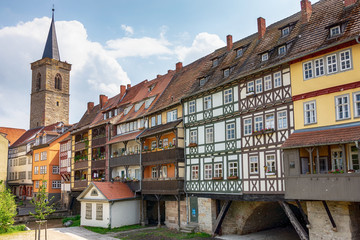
[307,201,360,240]
[198,198,216,233]
[165,200,187,229]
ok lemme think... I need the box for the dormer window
[148,85,155,92]
[223,68,230,77]
[212,58,219,67]
[199,77,207,86]
[282,27,290,37]
[109,111,112,118]
[330,26,341,37]
[103,113,107,120]
[278,45,286,55]
[236,48,243,57]
[262,53,269,61]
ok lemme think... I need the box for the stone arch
[55,73,62,90]
[36,73,41,91]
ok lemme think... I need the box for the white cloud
[175,32,225,63]
[121,24,134,36]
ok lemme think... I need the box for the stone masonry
[165,200,187,229]
[197,198,217,233]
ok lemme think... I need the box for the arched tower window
[55,73,62,90]
[36,73,41,91]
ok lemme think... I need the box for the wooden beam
[279,201,309,240]
[296,200,311,229]
[322,201,337,232]
[212,200,232,236]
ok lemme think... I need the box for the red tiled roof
[92,182,134,201]
[282,124,360,149]
[107,131,142,145]
[0,127,26,146]
[10,127,43,148]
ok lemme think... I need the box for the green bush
[0,182,17,233]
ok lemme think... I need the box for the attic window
[330,26,341,37]
[199,77,207,86]
[135,101,144,112]
[262,53,269,61]
[109,111,112,118]
[145,97,155,109]
[103,113,107,120]
[223,68,230,77]
[212,58,219,67]
[236,48,243,57]
[148,85,155,92]
[278,45,286,55]
[91,190,98,196]
[282,27,290,37]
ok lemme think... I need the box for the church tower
[29,8,71,129]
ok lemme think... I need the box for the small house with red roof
[77,181,140,228]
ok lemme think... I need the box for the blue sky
[0,0,320,129]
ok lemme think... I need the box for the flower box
[188,143,198,148]
[227,176,238,180]
[212,176,223,180]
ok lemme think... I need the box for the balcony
[73,180,88,189]
[141,179,184,195]
[92,159,106,170]
[92,136,106,147]
[109,154,140,168]
[75,141,87,151]
[126,180,140,192]
[142,148,184,166]
[74,160,88,170]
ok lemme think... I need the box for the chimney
[301,0,312,23]
[99,94,108,108]
[226,35,233,51]
[257,17,266,39]
[87,102,94,113]
[120,85,126,97]
[176,62,183,72]
[127,84,131,89]
[344,0,356,7]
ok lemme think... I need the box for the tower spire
[42,7,60,60]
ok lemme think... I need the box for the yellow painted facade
[291,44,360,129]
[0,135,9,183]
[149,105,182,126]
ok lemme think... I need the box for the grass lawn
[84,224,145,234]
[115,227,215,240]
[0,224,26,235]
[62,215,80,227]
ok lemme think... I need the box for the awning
[107,131,142,145]
[138,120,182,139]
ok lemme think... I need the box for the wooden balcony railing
[141,179,184,195]
[74,160,88,170]
[73,180,88,189]
[92,137,106,147]
[92,159,106,169]
[142,148,184,166]
[75,141,86,151]
[109,154,140,168]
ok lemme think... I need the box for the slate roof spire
[42,7,60,60]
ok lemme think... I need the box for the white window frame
[191,165,199,180]
[204,164,212,180]
[228,162,238,177]
[236,48,243,57]
[265,155,276,175]
[249,156,259,174]
[205,127,214,144]
[304,101,317,125]
[52,180,61,189]
[189,101,196,114]
[282,27,290,37]
[244,118,252,136]
[303,61,313,80]
[167,109,177,122]
[34,166,39,175]
[40,151,47,161]
[340,50,352,71]
[224,89,233,104]
[247,81,254,93]
[86,203,92,220]
[204,96,212,110]
[327,54,338,74]
[278,45,286,55]
[262,53,269,61]
[214,163,223,178]
[277,111,288,130]
[151,167,157,178]
[151,116,156,127]
[314,58,325,77]
[35,153,39,162]
[254,116,263,132]
[335,94,350,120]
[255,79,262,93]
[264,75,272,91]
[223,68,230,77]
[190,130,197,144]
[353,92,360,118]
[274,72,282,88]
[330,25,341,37]
[157,114,162,125]
[212,58,219,67]
[265,114,275,129]
[35,181,39,189]
[226,123,235,140]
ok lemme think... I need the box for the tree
[0,181,17,233]
[30,180,55,220]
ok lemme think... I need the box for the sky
[0,0,320,130]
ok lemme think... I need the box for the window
[278,45,286,55]
[206,127,214,144]
[35,153,39,162]
[254,116,263,132]
[303,61,313,80]
[35,181,39,189]
[212,58,219,67]
[109,111,112,118]
[151,167,157,178]
[54,73,62,90]
[331,150,343,170]
[151,141,157,150]
[282,27,290,37]
[244,119,252,136]
[330,26,341,37]
[265,114,275,129]
[313,58,325,77]
[204,164,212,180]
[249,156,259,174]
[340,50,351,71]
[228,162,238,177]
[224,89,233,104]
[86,203,92,219]
[157,114,162,125]
[354,92,360,118]
[167,110,177,122]
[190,130,197,144]
[52,166,59,174]
[335,95,350,120]
[214,163,222,178]
[204,96,212,110]
[247,81,254,93]
[327,54,337,74]
[255,79,262,93]
[304,101,317,124]
[264,75,272,91]
[350,145,359,171]
[34,166,39,175]
[151,116,156,127]
[199,77,207,86]
[40,166,47,174]
[223,68,230,77]
[274,72,282,88]
[277,111,287,129]
[189,101,196,114]
[28,171,32,179]
[163,138,168,147]
[160,166,167,178]
[52,181,61,189]
[191,165,199,180]
[226,123,235,140]
[236,48,243,57]
[145,97,155,109]
[262,53,268,61]
[40,152,47,161]
[96,204,103,220]
[266,155,276,174]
